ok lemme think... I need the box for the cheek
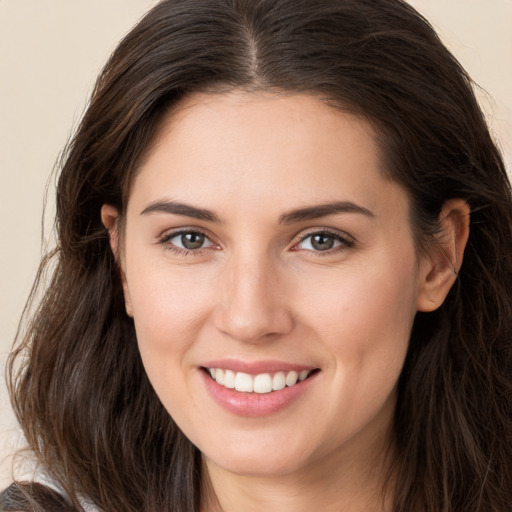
[124,258,215,376]
[301,254,418,334]
[298,254,419,403]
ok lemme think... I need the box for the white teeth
[298,370,309,382]
[234,372,253,392]
[209,368,312,393]
[272,372,286,391]
[224,369,236,389]
[253,373,273,394]
[215,369,225,385]
[285,370,298,387]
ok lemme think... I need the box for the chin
[204,441,315,478]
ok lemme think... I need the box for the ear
[101,204,133,317]
[416,199,470,312]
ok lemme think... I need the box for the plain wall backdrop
[1,0,511,489]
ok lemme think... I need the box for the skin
[102,91,469,512]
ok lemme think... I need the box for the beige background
[1,0,511,489]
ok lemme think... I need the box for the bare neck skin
[200,393,396,512]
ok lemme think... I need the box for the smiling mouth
[202,367,319,394]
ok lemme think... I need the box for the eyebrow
[140,200,220,223]
[279,201,375,224]
[140,199,374,224]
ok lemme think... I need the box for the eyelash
[158,229,216,256]
[157,228,355,257]
[291,229,355,257]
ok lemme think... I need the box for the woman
[2,0,511,510]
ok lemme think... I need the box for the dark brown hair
[4,0,511,511]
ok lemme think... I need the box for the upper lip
[200,358,318,375]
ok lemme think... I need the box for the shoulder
[1,481,76,511]
[1,482,100,512]
[2,452,100,512]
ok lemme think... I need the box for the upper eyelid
[293,227,355,243]
[159,226,215,241]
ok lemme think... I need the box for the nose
[212,250,294,343]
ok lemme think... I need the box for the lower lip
[200,369,319,417]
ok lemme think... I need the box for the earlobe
[101,204,133,317]
[416,199,470,312]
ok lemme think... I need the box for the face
[110,92,433,479]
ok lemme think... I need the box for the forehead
[128,91,407,221]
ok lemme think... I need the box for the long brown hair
[4,0,512,511]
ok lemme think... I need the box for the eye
[164,230,214,251]
[294,231,354,252]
